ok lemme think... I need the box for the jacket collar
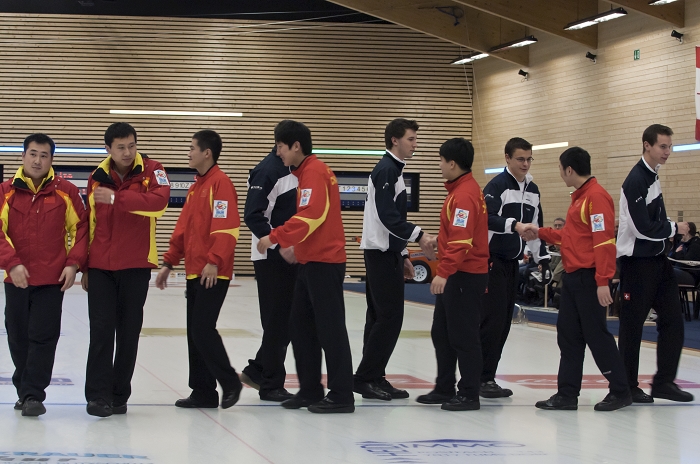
[385,150,407,168]
[196,163,220,180]
[571,176,597,201]
[640,156,659,175]
[93,152,145,184]
[12,166,55,194]
[291,154,316,177]
[444,171,473,193]
[505,166,533,185]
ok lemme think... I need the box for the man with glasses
[479,137,551,399]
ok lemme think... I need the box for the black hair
[193,130,222,163]
[504,137,532,158]
[23,133,55,156]
[642,124,673,151]
[105,122,137,147]
[559,146,591,176]
[554,217,566,224]
[439,137,474,172]
[384,118,419,150]
[274,120,312,156]
[689,222,697,236]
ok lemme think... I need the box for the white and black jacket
[244,148,298,261]
[483,167,550,263]
[360,151,422,254]
[617,157,677,258]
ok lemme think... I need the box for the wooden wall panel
[0,14,473,276]
[470,3,700,226]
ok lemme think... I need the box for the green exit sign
[634,49,640,60]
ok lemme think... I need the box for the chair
[675,268,696,322]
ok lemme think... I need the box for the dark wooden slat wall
[0,14,474,276]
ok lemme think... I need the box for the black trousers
[556,269,629,398]
[242,259,295,396]
[5,283,64,402]
[354,249,405,382]
[480,256,519,383]
[186,278,241,403]
[618,256,684,388]
[290,262,353,404]
[85,268,150,404]
[431,272,488,399]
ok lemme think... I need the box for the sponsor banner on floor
[496,374,700,389]
[277,374,434,389]
[357,439,548,463]
[0,452,151,463]
[0,375,72,386]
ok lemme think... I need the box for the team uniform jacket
[538,177,616,287]
[483,167,550,263]
[437,172,489,278]
[163,164,239,280]
[87,153,170,270]
[0,167,88,286]
[244,148,298,261]
[360,151,422,254]
[617,157,677,258]
[268,155,346,264]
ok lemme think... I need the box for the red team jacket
[163,165,239,279]
[538,177,616,287]
[0,167,88,286]
[437,172,489,278]
[269,155,346,264]
[86,153,170,270]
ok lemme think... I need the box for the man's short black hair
[559,146,591,176]
[23,133,55,156]
[642,124,673,150]
[504,137,532,158]
[439,137,474,172]
[384,118,419,150]
[274,120,312,156]
[193,130,222,163]
[105,122,137,147]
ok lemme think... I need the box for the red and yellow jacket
[269,155,346,264]
[87,153,170,270]
[437,172,489,278]
[0,167,87,286]
[163,165,239,279]
[538,177,615,287]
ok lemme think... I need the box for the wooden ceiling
[325,0,686,66]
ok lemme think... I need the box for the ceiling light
[451,52,489,65]
[564,7,627,31]
[109,110,243,117]
[489,36,538,53]
[649,0,679,5]
[532,142,569,151]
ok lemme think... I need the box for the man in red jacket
[82,122,170,417]
[533,147,631,411]
[257,120,354,414]
[415,137,489,411]
[0,133,87,416]
[155,130,243,410]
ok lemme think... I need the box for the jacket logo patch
[154,170,170,186]
[591,214,605,232]
[299,189,312,207]
[213,200,228,218]
[623,293,631,301]
[452,208,469,228]
[44,196,56,204]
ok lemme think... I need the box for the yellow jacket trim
[211,227,240,240]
